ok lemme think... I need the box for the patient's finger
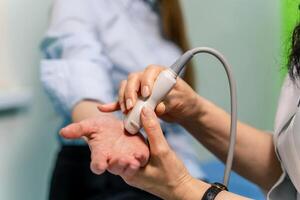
[133,152,148,167]
[97,102,120,112]
[108,156,140,176]
[108,157,129,175]
[123,160,140,177]
[60,123,86,139]
[90,148,108,175]
[82,136,89,143]
[60,120,97,139]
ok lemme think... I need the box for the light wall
[181,0,281,159]
[0,0,59,200]
[0,0,281,199]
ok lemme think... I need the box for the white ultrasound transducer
[124,69,177,134]
[123,47,238,187]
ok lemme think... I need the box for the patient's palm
[60,115,149,175]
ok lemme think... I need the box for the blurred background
[0,0,297,199]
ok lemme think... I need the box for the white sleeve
[40,0,114,116]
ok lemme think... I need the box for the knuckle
[145,119,159,131]
[145,64,156,71]
[151,149,160,157]
[155,147,170,157]
[128,73,138,80]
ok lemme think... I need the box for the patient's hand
[60,115,149,175]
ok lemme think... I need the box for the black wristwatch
[201,182,228,200]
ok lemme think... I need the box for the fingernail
[126,99,133,109]
[142,86,150,98]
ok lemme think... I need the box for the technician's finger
[118,80,127,113]
[60,120,96,139]
[97,102,120,112]
[140,65,165,98]
[124,72,142,110]
[155,102,166,116]
[90,147,108,175]
[141,107,169,152]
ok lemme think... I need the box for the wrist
[170,178,210,200]
[72,100,115,122]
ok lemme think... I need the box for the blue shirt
[40,0,204,178]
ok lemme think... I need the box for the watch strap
[201,182,228,200]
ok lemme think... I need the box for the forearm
[181,97,282,190]
[72,100,115,122]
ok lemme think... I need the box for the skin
[99,65,283,199]
[60,100,149,176]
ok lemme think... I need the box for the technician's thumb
[141,106,169,150]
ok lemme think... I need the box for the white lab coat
[268,76,300,200]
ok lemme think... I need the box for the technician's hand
[116,107,208,200]
[60,115,149,175]
[99,65,203,125]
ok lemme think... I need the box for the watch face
[207,191,215,200]
[203,183,227,200]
